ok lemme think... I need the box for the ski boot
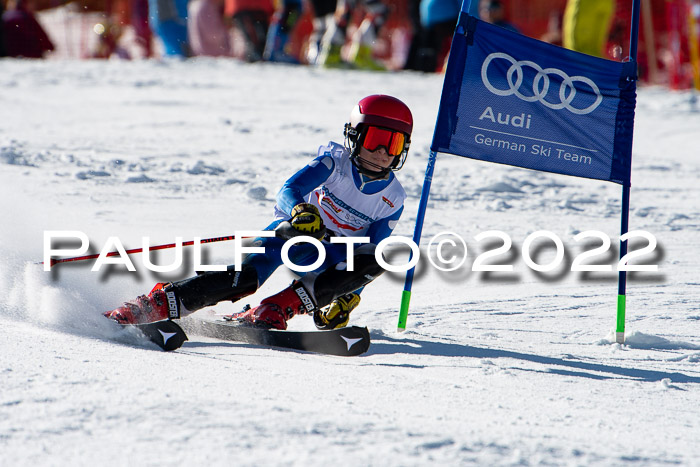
[104,283,182,325]
[313,292,360,330]
[233,282,316,330]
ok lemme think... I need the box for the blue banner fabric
[432,15,637,186]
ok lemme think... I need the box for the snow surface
[1,58,700,466]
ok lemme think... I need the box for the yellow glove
[290,203,326,239]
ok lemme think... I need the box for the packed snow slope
[1,59,699,466]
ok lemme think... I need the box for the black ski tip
[333,325,371,356]
[130,320,188,351]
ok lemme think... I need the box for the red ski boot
[104,283,182,325]
[233,282,317,330]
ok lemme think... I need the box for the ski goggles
[361,126,407,157]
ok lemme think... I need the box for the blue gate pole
[398,151,438,331]
[616,185,631,344]
[398,0,473,331]
[616,0,641,344]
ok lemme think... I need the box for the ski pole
[43,235,241,268]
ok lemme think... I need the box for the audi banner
[432,15,637,186]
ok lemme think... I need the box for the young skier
[104,94,412,330]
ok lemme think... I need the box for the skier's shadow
[366,333,700,385]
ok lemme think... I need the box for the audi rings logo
[481,52,603,115]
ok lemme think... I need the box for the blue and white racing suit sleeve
[276,155,335,216]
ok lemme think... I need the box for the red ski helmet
[344,95,413,175]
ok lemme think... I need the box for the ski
[123,320,189,351]
[181,319,370,357]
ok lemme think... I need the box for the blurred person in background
[479,0,518,33]
[316,0,390,70]
[2,0,54,58]
[149,0,189,56]
[402,0,425,71]
[414,0,459,72]
[263,0,302,62]
[188,0,232,57]
[562,0,615,57]
[345,0,390,70]
[305,0,337,65]
[226,0,273,62]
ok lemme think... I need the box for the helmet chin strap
[352,154,391,178]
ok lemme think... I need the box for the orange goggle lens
[362,127,406,157]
